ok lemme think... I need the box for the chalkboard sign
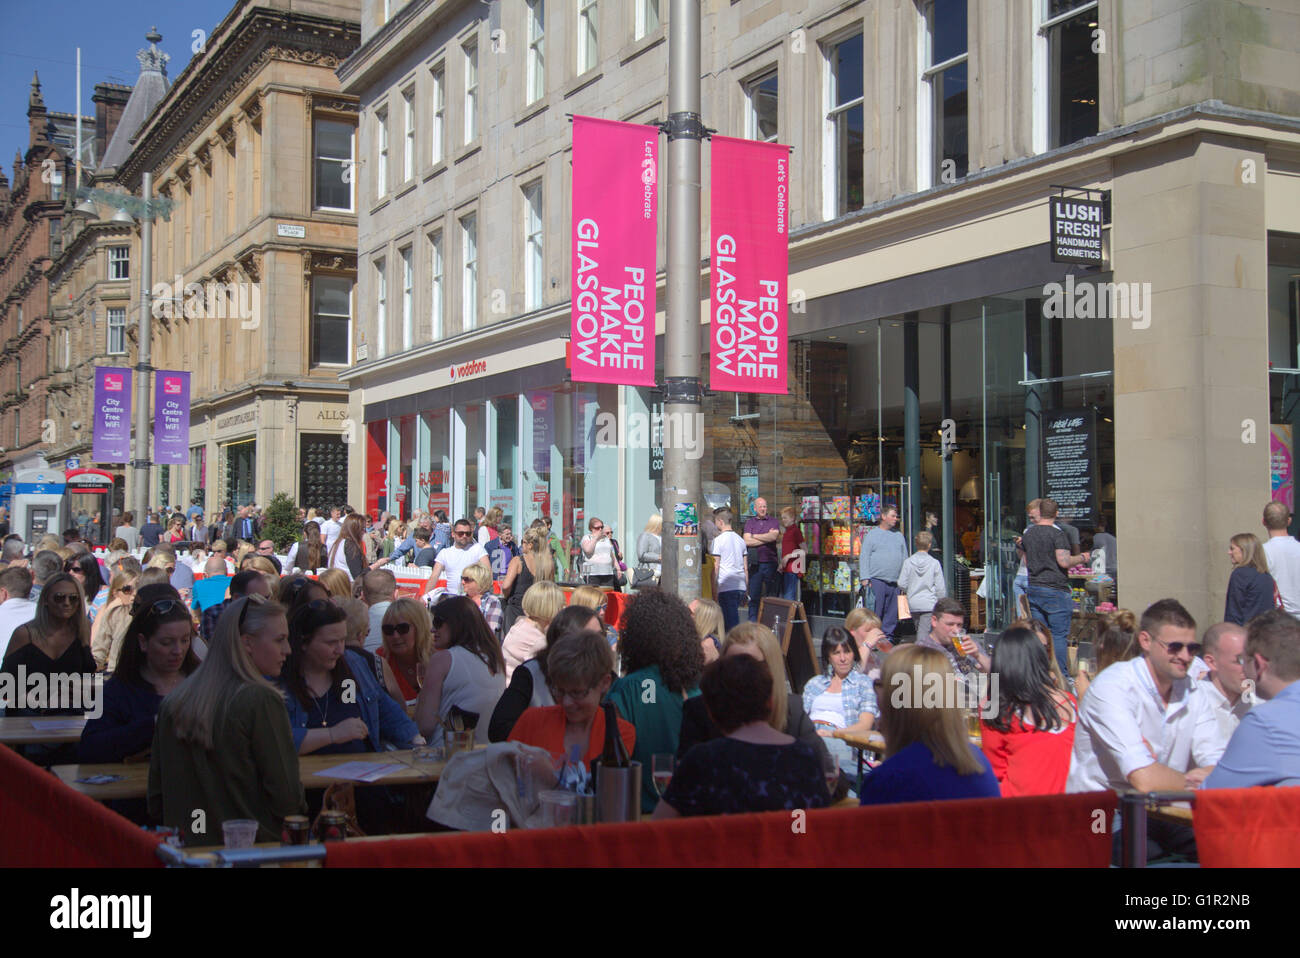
[757,598,819,692]
[1043,407,1099,528]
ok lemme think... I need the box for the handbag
[631,564,657,588]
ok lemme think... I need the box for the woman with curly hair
[606,589,705,813]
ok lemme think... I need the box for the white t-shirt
[365,600,392,653]
[435,543,487,595]
[320,518,342,553]
[1263,535,1300,615]
[711,529,748,593]
[477,525,491,547]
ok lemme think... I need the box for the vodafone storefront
[350,327,660,581]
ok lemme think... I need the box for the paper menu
[315,761,407,783]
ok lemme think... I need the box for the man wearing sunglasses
[1206,610,1300,789]
[428,519,489,597]
[1068,598,1224,861]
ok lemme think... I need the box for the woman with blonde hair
[148,595,307,844]
[690,598,724,664]
[378,597,434,703]
[678,622,834,770]
[500,580,566,681]
[316,568,353,599]
[460,562,504,637]
[339,596,402,702]
[569,584,618,647]
[858,645,1000,806]
[635,514,663,586]
[231,541,255,570]
[1224,532,1276,627]
[845,607,891,679]
[91,571,139,671]
[501,525,556,633]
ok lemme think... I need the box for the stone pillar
[1112,134,1269,628]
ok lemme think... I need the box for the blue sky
[1,0,236,179]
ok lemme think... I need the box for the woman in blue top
[80,584,200,763]
[859,644,1000,806]
[1224,533,1276,627]
[801,627,878,790]
[607,590,705,813]
[280,600,423,754]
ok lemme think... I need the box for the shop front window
[219,439,256,508]
[1267,233,1300,534]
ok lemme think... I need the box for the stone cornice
[118,8,360,187]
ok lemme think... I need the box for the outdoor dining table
[52,749,457,802]
[0,715,88,746]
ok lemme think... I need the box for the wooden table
[53,749,454,802]
[0,716,87,746]
[1149,804,1194,824]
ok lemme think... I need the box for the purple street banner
[153,370,191,465]
[92,367,132,463]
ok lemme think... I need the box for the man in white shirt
[0,566,37,661]
[710,508,748,634]
[429,518,490,597]
[319,507,343,554]
[361,569,396,653]
[1262,500,1300,615]
[1200,622,1253,744]
[1067,598,1223,862]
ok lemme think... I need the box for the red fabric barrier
[1194,787,1300,867]
[0,745,162,868]
[327,792,1117,868]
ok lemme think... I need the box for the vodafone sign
[449,359,487,381]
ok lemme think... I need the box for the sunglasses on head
[382,622,412,636]
[237,593,267,632]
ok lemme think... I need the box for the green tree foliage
[260,492,302,552]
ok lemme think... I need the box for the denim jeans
[781,571,800,601]
[719,590,744,633]
[1029,584,1074,677]
[1013,572,1029,617]
[869,578,902,639]
[747,561,778,621]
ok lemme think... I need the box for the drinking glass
[651,753,675,797]
[222,819,258,849]
[821,750,839,796]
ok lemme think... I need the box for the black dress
[502,556,537,635]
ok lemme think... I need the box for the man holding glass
[1067,599,1222,861]
[917,597,989,702]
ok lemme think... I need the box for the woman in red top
[777,506,805,602]
[508,628,634,765]
[377,598,432,704]
[979,626,1076,797]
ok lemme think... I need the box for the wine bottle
[599,702,628,768]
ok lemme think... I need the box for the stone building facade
[114,0,362,515]
[339,0,1300,630]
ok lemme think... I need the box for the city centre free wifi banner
[570,115,658,387]
[709,136,789,395]
[153,370,191,465]
[92,367,132,463]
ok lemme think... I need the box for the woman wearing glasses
[580,517,618,587]
[91,571,139,671]
[66,553,109,623]
[377,597,433,704]
[507,629,635,767]
[280,600,422,754]
[414,596,507,741]
[80,585,200,763]
[149,595,308,845]
[1,572,97,712]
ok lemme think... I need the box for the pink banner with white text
[709,136,789,394]
[570,116,658,387]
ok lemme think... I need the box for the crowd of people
[1,495,1298,859]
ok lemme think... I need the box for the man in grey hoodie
[859,505,909,640]
[899,530,947,645]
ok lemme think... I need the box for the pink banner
[709,136,789,394]
[570,116,658,386]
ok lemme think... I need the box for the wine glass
[651,753,675,797]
